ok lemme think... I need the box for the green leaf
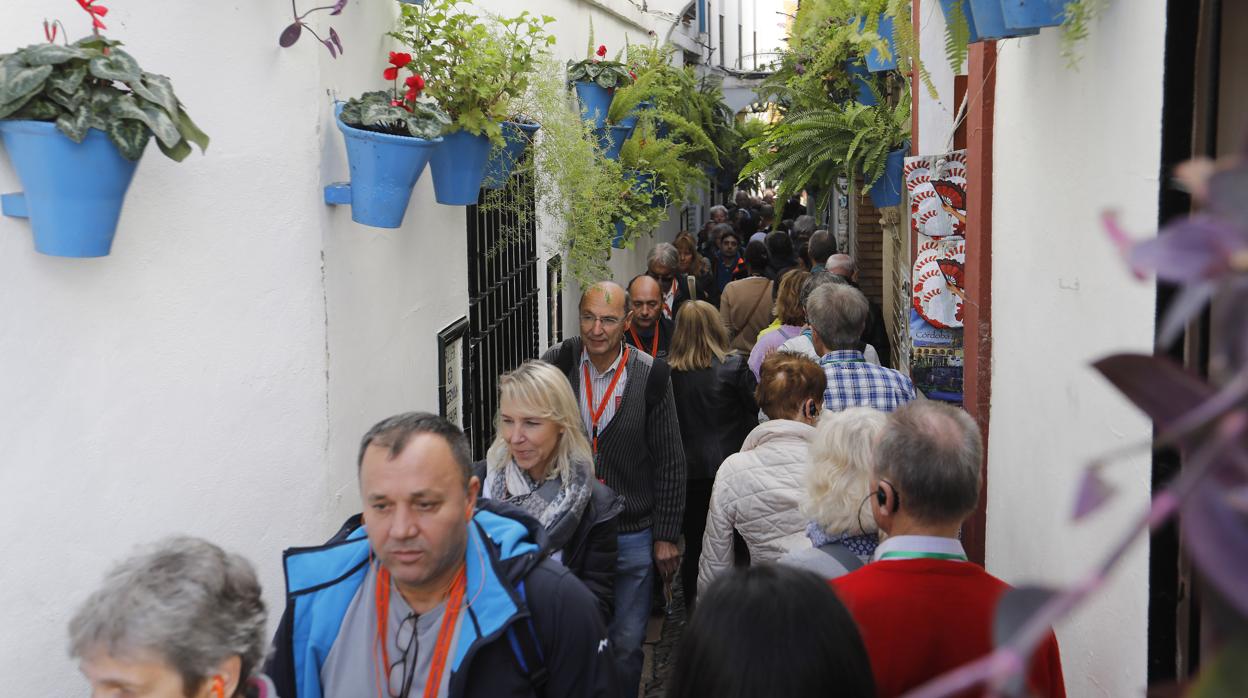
[157,137,192,162]
[88,48,142,84]
[106,118,151,160]
[47,87,86,112]
[0,62,53,105]
[56,105,94,143]
[0,90,38,120]
[109,95,181,147]
[174,107,209,153]
[131,72,179,117]
[11,97,59,121]
[21,43,88,66]
[48,63,89,95]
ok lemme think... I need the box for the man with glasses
[542,281,686,697]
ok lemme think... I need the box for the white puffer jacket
[697,419,814,594]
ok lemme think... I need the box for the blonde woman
[779,407,887,578]
[473,360,623,621]
[669,300,759,609]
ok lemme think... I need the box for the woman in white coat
[697,352,827,594]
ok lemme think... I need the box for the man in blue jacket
[265,412,616,698]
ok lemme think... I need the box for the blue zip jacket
[264,499,617,698]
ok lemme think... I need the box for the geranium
[383,51,412,80]
[596,44,607,58]
[404,74,425,102]
[75,0,108,31]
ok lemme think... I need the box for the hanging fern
[943,0,971,75]
[1061,0,1106,69]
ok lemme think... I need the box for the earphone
[803,399,818,419]
[876,479,900,513]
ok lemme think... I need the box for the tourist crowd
[68,195,1064,698]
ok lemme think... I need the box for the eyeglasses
[647,271,676,286]
[580,313,622,329]
[388,612,419,697]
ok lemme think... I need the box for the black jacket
[670,354,759,480]
[264,499,617,698]
[472,461,623,623]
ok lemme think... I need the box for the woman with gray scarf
[473,360,623,623]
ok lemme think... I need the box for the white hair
[802,408,888,535]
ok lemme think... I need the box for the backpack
[505,580,548,696]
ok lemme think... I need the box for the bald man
[541,281,686,697]
[625,275,674,359]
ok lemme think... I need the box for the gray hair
[359,412,473,487]
[798,271,849,310]
[875,401,983,525]
[825,254,857,278]
[708,205,728,219]
[647,243,679,271]
[68,537,267,695]
[793,215,816,237]
[805,283,869,349]
[804,408,888,535]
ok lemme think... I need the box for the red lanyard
[583,347,630,455]
[374,563,468,698]
[628,326,659,356]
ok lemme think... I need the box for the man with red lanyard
[265,413,616,698]
[541,281,686,698]
[831,402,1066,697]
[624,274,674,360]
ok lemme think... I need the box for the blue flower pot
[965,0,1040,40]
[429,129,494,206]
[483,120,540,190]
[612,220,626,248]
[594,122,635,161]
[1001,0,1066,29]
[861,14,898,72]
[0,120,141,257]
[573,80,613,129]
[330,106,440,228]
[867,144,908,208]
[938,0,981,43]
[844,61,877,105]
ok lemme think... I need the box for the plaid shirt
[819,350,917,412]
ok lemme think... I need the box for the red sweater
[831,559,1066,698]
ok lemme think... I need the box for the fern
[1061,0,1105,69]
[943,0,971,75]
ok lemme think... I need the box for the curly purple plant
[279,0,346,58]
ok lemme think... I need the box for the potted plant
[0,17,208,257]
[958,0,1040,41]
[323,54,449,228]
[392,0,554,205]
[566,27,634,130]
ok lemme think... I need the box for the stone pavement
[638,577,688,698]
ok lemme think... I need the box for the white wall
[0,0,669,694]
[985,2,1164,696]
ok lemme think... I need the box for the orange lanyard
[583,347,630,455]
[628,326,659,356]
[374,563,468,698]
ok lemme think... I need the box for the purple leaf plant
[279,0,348,58]
[902,134,1248,696]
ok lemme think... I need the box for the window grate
[464,175,540,460]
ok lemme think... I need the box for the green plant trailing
[1060,0,1107,68]
[742,82,910,210]
[391,0,555,144]
[338,91,449,139]
[0,36,208,161]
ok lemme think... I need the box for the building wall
[0,0,676,694]
[985,2,1164,696]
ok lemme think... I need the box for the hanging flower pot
[937,0,981,43]
[483,120,540,190]
[429,129,494,206]
[594,122,636,161]
[843,61,878,106]
[861,14,898,72]
[0,120,140,258]
[326,103,442,228]
[573,81,614,129]
[1001,0,1066,30]
[963,0,1040,40]
[612,219,626,248]
[867,145,909,209]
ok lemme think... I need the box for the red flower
[629,70,636,80]
[383,66,400,80]
[75,0,108,30]
[389,51,413,68]
[43,19,58,43]
[404,74,425,102]
[596,44,607,57]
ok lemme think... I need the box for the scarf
[489,456,593,551]
[806,521,879,561]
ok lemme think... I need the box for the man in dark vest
[541,281,686,697]
[625,274,674,360]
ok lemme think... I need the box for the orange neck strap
[583,346,630,454]
[628,325,659,356]
[373,563,468,698]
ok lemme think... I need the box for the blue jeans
[610,529,653,697]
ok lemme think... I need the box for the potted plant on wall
[566,27,634,130]
[323,54,450,228]
[0,10,208,257]
[392,0,554,205]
